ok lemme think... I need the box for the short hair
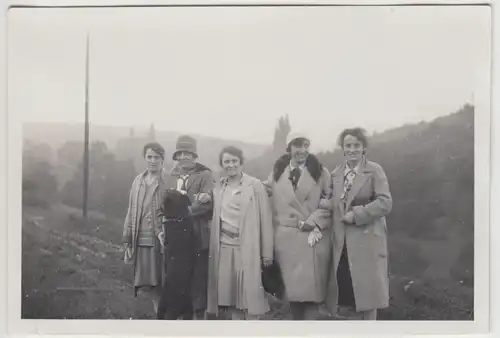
[337,127,369,148]
[143,142,165,160]
[219,146,244,166]
[286,138,310,153]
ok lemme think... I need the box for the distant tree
[55,141,84,189]
[61,141,136,218]
[22,141,58,208]
[148,123,156,141]
[272,114,291,153]
[244,114,292,180]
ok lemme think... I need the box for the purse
[261,260,285,300]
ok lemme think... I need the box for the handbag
[261,260,285,300]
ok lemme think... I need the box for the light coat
[325,158,392,312]
[207,173,274,316]
[122,169,165,296]
[268,157,333,302]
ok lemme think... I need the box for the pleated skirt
[134,244,162,289]
[217,243,246,310]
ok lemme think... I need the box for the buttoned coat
[267,154,333,302]
[325,158,392,312]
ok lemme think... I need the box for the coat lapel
[331,166,345,216]
[237,174,255,237]
[185,173,195,192]
[345,159,370,210]
[294,168,315,204]
[274,168,309,218]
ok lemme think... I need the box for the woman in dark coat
[162,135,214,320]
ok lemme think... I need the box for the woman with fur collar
[265,133,333,320]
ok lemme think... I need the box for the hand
[262,258,273,267]
[307,228,323,247]
[341,211,355,225]
[196,192,211,204]
[299,220,315,232]
[158,232,165,246]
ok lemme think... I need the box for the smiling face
[175,151,196,170]
[221,152,242,178]
[289,138,310,165]
[144,148,163,173]
[342,134,365,165]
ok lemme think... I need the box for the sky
[8,5,490,151]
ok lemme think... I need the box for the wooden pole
[83,34,90,219]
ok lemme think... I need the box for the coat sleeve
[122,181,135,244]
[189,171,215,217]
[155,188,165,237]
[254,180,274,261]
[352,163,392,226]
[261,171,274,197]
[306,167,333,230]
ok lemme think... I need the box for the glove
[307,227,323,247]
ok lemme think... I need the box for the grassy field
[21,204,473,320]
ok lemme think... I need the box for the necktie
[289,167,301,190]
[341,170,356,201]
[177,175,188,191]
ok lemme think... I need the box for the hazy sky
[8,5,490,151]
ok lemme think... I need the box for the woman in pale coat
[266,133,332,320]
[122,142,166,317]
[325,128,392,320]
[206,146,274,320]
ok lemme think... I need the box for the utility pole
[82,33,90,219]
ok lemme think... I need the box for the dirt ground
[21,204,473,320]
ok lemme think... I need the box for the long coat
[163,162,214,311]
[122,169,165,295]
[207,173,274,316]
[325,158,392,313]
[268,154,332,302]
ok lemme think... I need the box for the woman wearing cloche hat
[161,135,215,320]
[265,132,333,320]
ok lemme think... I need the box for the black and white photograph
[5,1,492,336]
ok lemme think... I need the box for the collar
[344,157,364,175]
[220,172,244,187]
[140,168,166,182]
[289,161,305,172]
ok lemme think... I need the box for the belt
[221,227,239,239]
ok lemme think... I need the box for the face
[289,138,310,164]
[175,151,196,168]
[145,148,163,173]
[221,152,242,177]
[343,134,365,163]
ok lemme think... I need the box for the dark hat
[173,135,198,160]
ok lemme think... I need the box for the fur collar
[273,153,323,183]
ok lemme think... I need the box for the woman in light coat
[206,146,274,320]
[266,133,332,320]
[325,128,392,320]
[122,142,166,317]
